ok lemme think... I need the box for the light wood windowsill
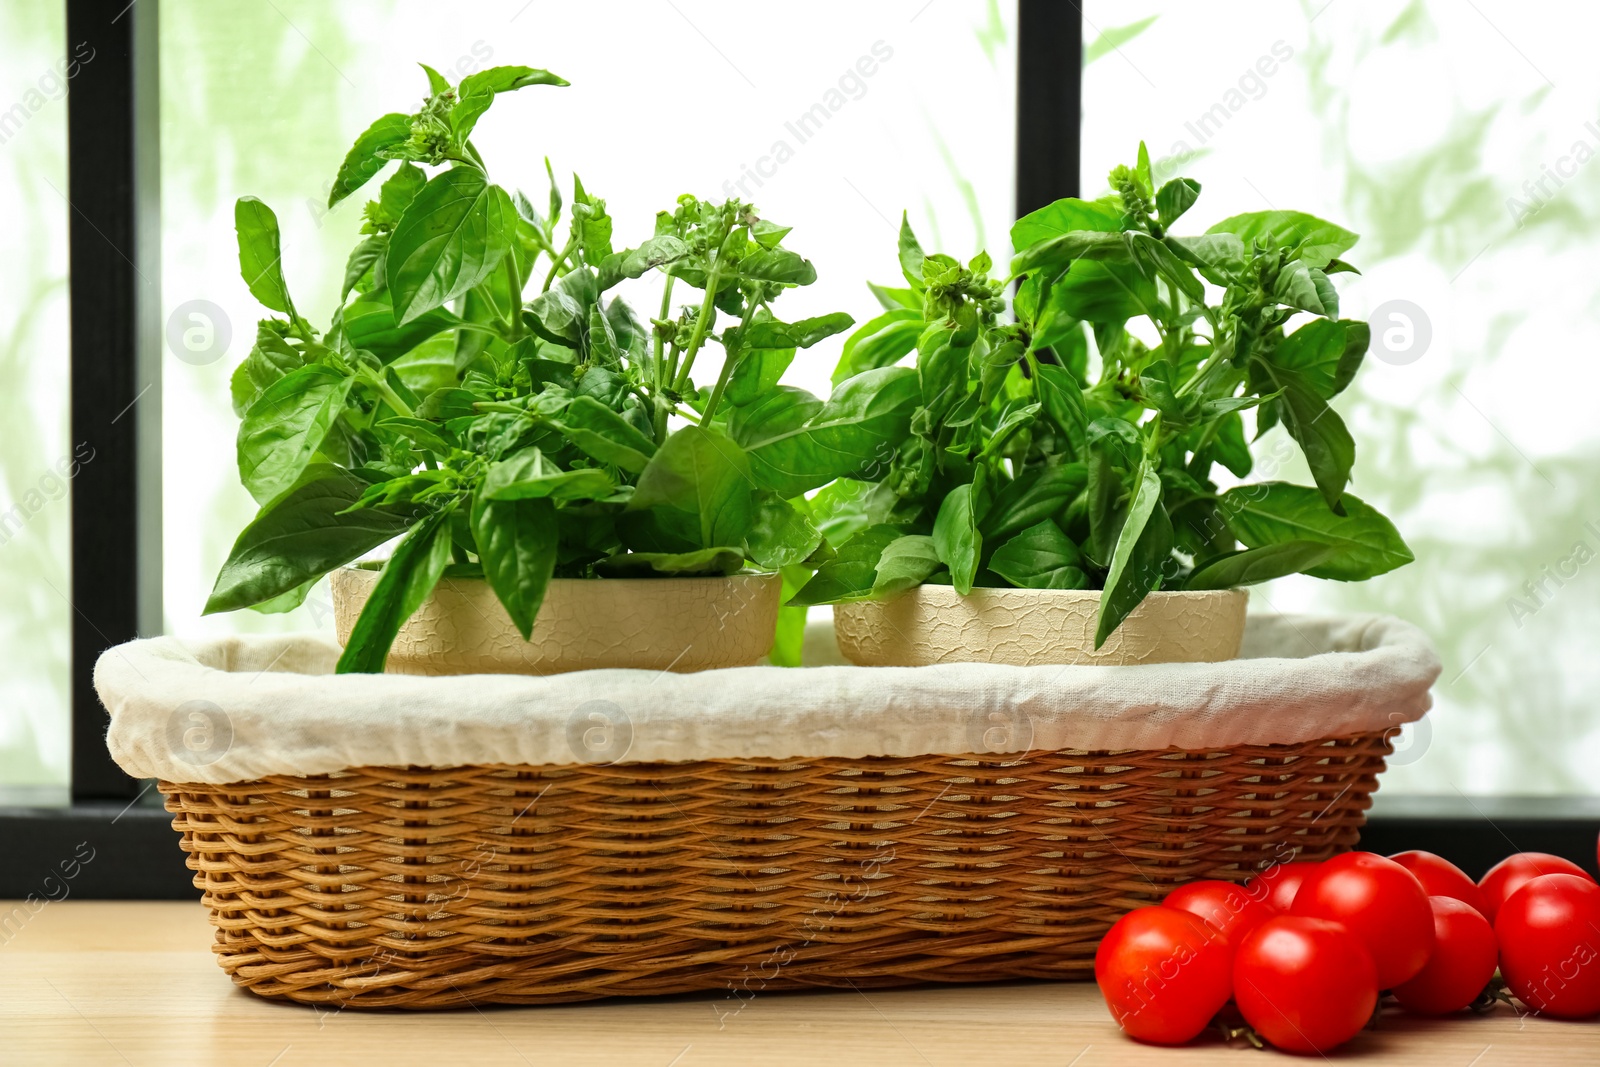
[0,901,1592,1066]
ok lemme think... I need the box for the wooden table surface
[0,901,1592,1066]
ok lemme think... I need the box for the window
[4,1,1589,899]
[1083,0,1600,795]
[0,3,74,800]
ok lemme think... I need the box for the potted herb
[797,144,1413,666]
[202,62,889,674]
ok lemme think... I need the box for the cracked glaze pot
[332,567,783,675]
[832,586,1248,667]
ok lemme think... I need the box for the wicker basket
[160,733,1390,1008]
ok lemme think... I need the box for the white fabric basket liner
[95,613,1439,786]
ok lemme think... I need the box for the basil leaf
[790,523,903,605]
[419,63,451,95]
[451,65,568,144]
[1186,541,1337,591]
[340,290,462,363]
[1206,210,1358,270]
[327,113,412,208]
[553,395,657,473]
[746,495,822,569]
[1125,230,1205,305]
[388,168,515,324]
[1274,259,1330,315]
[1156,177,1200,226]
[379,415,454,457]
[932,484,981,595]
[237,365,355,505]
[378,163,427,227]
[524,287,586,346]
[1210,412,1254,478]
[1250,355,1355,509]
[726,348,796,408]
[234,197,294,316]
[897,212,925,288]
[204,466,410,614]
[832,309,921,386]
[989,520,1088,590]
[568,173,613,265]
[869,281,919,311]
[917,323,973,422]
[751,219,792,249]
[336,508,454,673]
[1166,233,1246,284]
[459,64,569,96]
[1010,195,1124,249]
[871,534,942,597]
[342,235,387,301]
[1033,362,1088,454]
[739,367,919,497]
[416,387,479,422]
[596,547,744,578]
[605,296,648,364]
[1085,420,1139,567]
[1009,230,1127,277]
[1043,255,1158,325]
[229,322,304,416]
[482,448,613,503]
[596,235,691,289]
[1095,460,1173,648]
[809,478,899,548]
[1220,483,1413,581]
[1269,318,1371,399]
[628,426,755,549]
[586,302,619,365]
[737,248,817,286]
[248,578,318,615]
[981,462,1087,543]
[741,312,854,350]
[471,495,557,640]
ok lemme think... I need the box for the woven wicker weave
[161,733,1390,1009]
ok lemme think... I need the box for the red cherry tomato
[1242,860,1322,913]
[1162,880,1276,949]
[1479,852,1595,924]
[1234,916,1378,1054]
[1290,851,1434,988]
[1495,874,1600,1019]
[1389,850,1490,917]
[1392,896,1499,1014]
[1095,906,1232,1045]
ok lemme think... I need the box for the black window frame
[0,0,1592,900]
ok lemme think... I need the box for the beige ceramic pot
[332,567,783,675]
[833,586,1248,667]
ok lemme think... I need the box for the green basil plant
[794,143,1413,647]
[204,62,922,672]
